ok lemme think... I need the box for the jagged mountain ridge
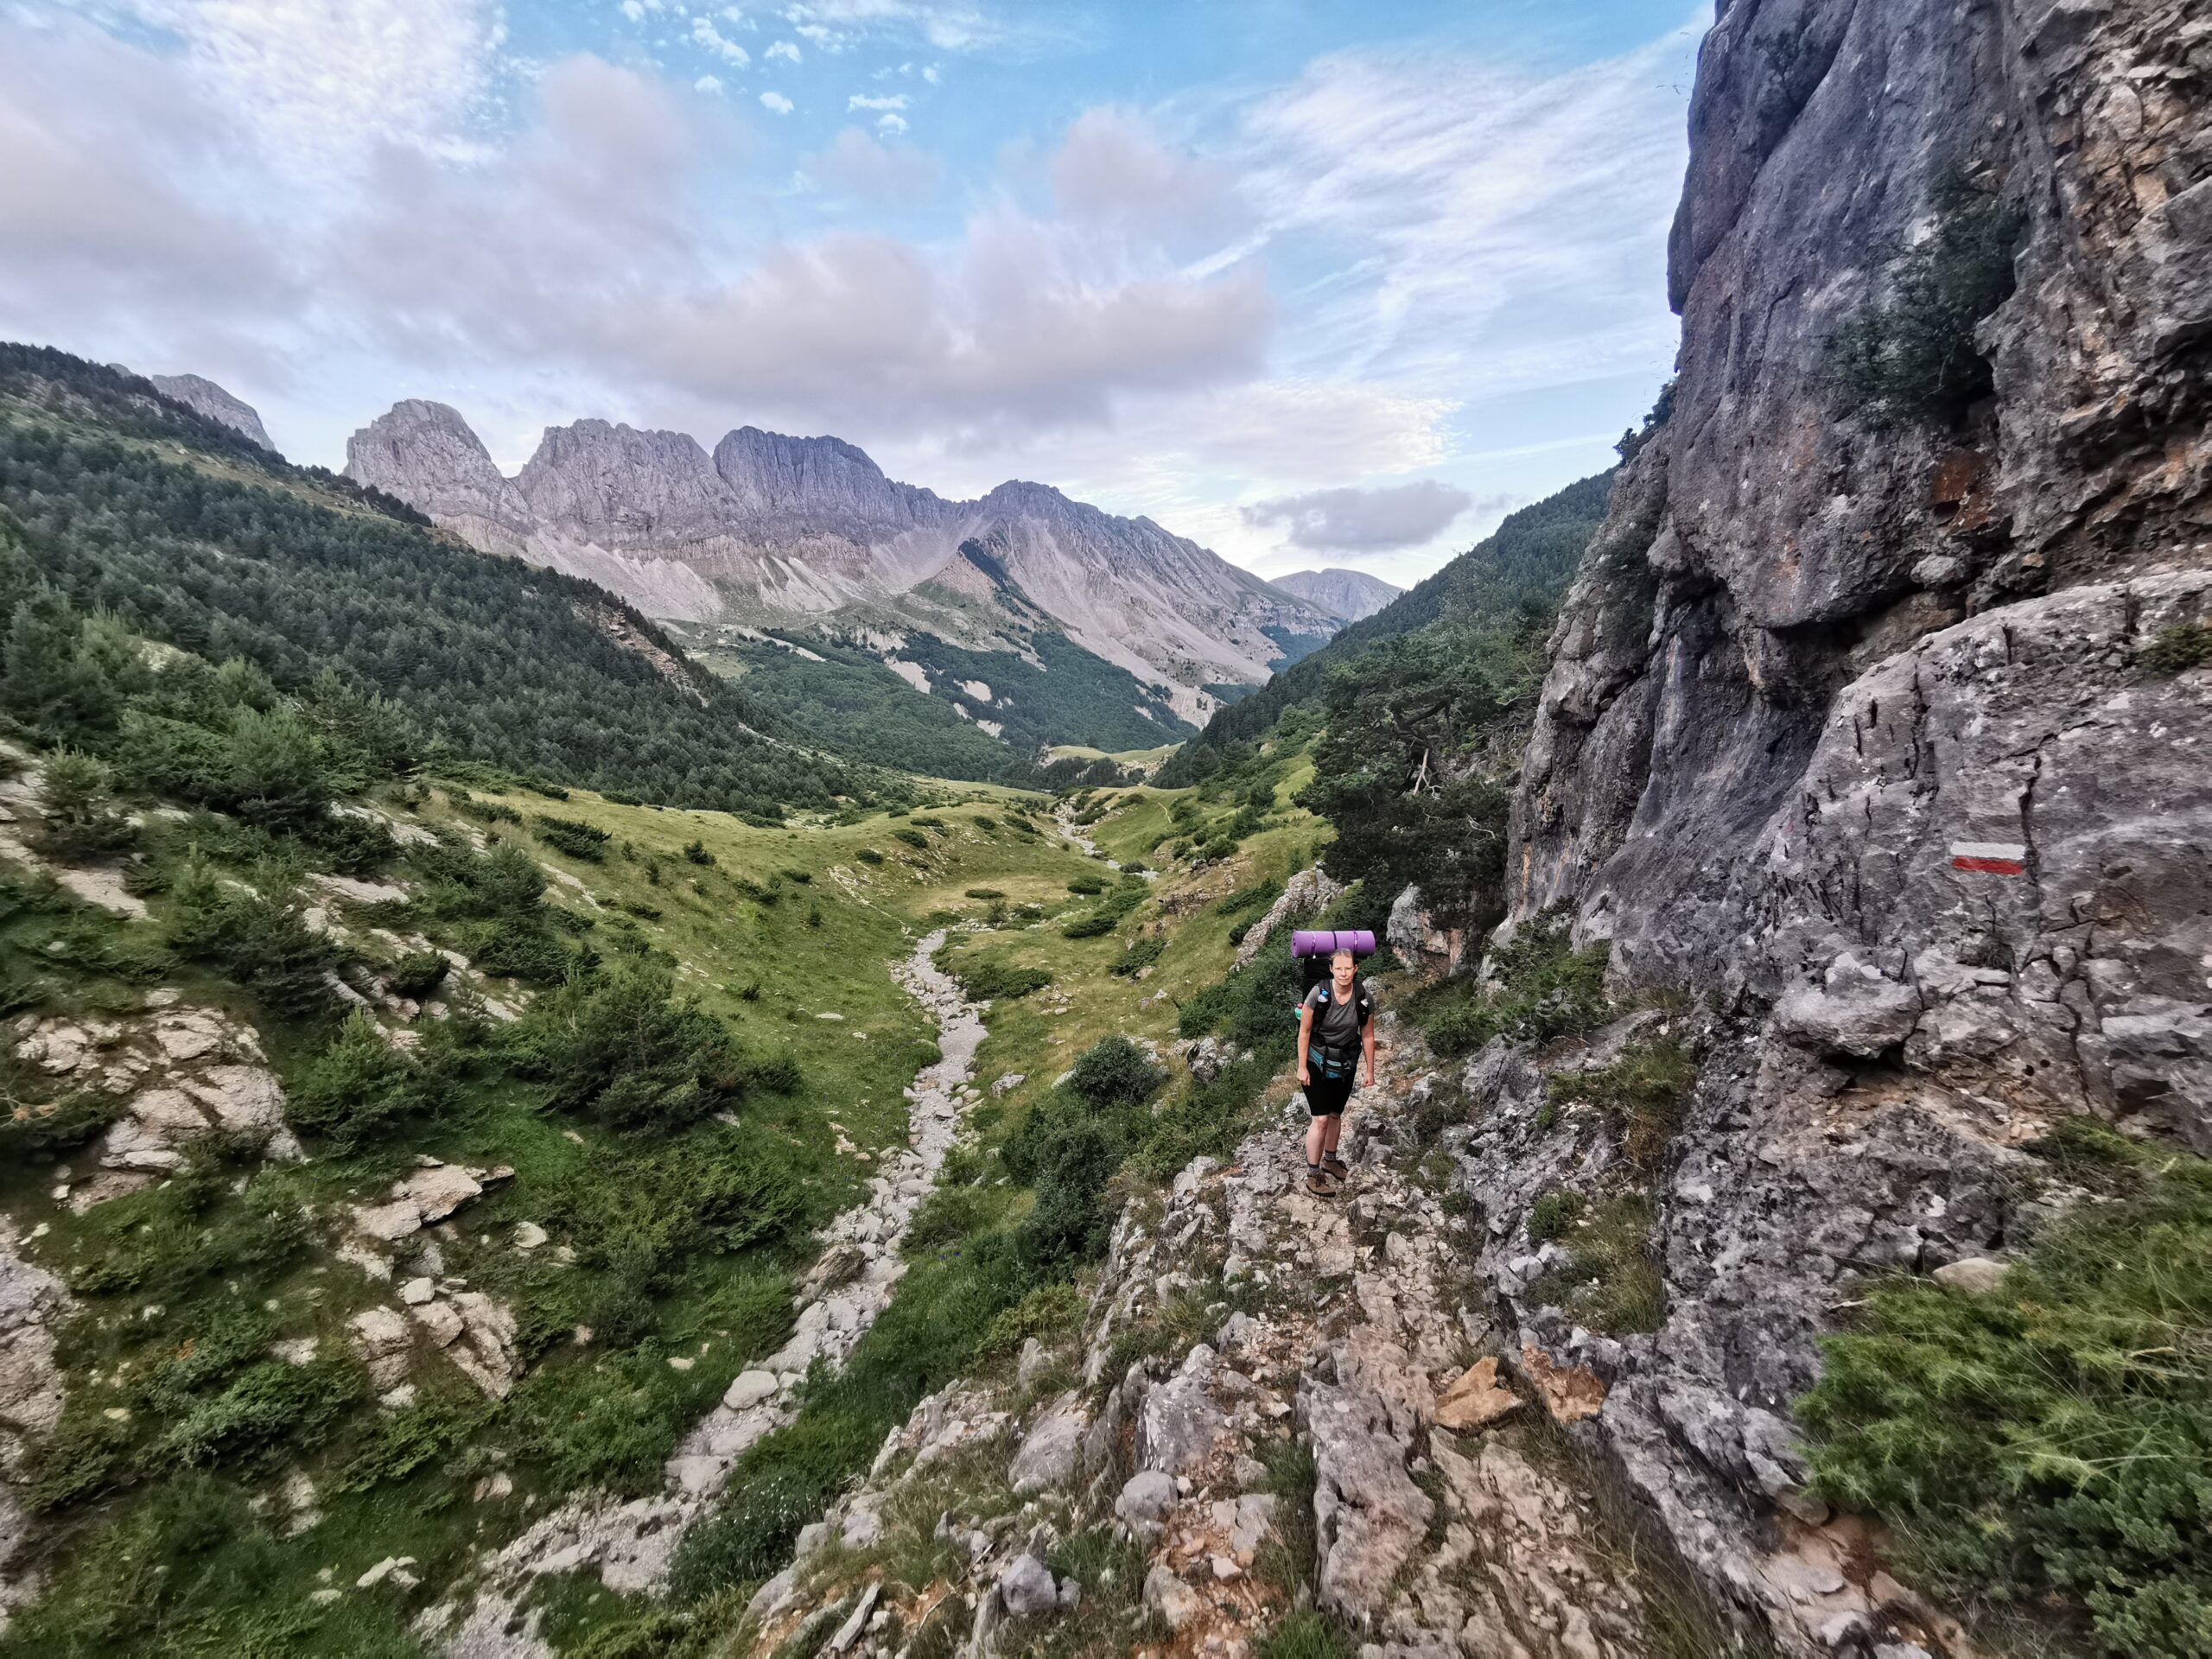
[1268,565,1403,623]
[346,402,1333,722]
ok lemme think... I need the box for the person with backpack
[1299,945,1376,1195]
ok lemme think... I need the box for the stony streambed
[435,930,989,1654]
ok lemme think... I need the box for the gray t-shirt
[1302,979,1370,1053]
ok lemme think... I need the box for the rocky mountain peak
[1269,567,1403,624]
[710,426,944,527]
[514,419,737,548]
[145,372,274,453]
[346,400,533,555]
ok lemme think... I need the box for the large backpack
[1299,976,1373,1079]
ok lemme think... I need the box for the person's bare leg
[1306,1113,1327,1167]
[1322,1114,1344,1157]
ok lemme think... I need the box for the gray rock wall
[1511,0,2212,1101]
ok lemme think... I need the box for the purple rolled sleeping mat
[1290,929,1376,958]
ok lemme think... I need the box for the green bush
[681,838,715,865]
[1798,1131,2212,1657]
[287,1011,449,1152]
[383,947,450,999]
[1060,912,1115,939]
[0,1090,122,1155]
[854,847,884,865]
[1066,874,1106,895]
[535,813,611,861]
[162,862,346,1020]
[1528,1188,1584,1243]
[1425,918,1610,1058]
[1066,1035,1163,1109]
[1111,935,1166,977]
[892,827,930,850]
[156,1358,362,1472]
[28,750,137,861]
[510,1350,702,1496]
[2141,622,2212,677]
[938,953,1051,1001]
[964,887,1005,900]
[514,961,753,1132]
[1822,173,2023,427]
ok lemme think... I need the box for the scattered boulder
[998,1553,1059,1619]
[1932,1256,2009,1296]
[1008,1391,1087,1496]
[1141,1564,1203,1631]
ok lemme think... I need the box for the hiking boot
[1321,1154,1349,1180]
[1304,1169,1338,1198]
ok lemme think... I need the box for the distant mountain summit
[1269,567,1404,625]
[346,405,1332,721]
[144,372,275,454]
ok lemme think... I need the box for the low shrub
[1798,1130,2212,1658]
[535,814,611,861]
[854,847,884,865]
[682,839,715,865]
[288,1011,450,1152]
[964,887,1006,900]
[938,953,1051,1001]
[892,828,929,850]
[156,1358,362,1472]
[514,960,754,1132]
[1111,935,1166,977]
[2141,622,2212,677]
[1821,172,2023,427]
[382,947,450,1000]
[162,863,346,1020]
[28,750,137,862]
[1528,1188,1584,1243]
[1066,1035,1163,1109]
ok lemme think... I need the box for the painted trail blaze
[1951,840,2027,875]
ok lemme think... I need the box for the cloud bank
[1243,479,1471,551]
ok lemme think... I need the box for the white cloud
[921,64,940,84]
[84,0,504,181]
[804,126,942,201]
[621,0,645,20]
[691,16,750,63]
[760,89,794,113]
[1052,106,1246,241]
[1231,33,1693,394]
[766,39,802,61]
[1242,479,1471,551]
[848,93,907,111]
[876,111,908,135]
[694,73,724,94]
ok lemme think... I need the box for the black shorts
[1306,1067,1356,1117]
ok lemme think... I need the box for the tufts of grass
[1523,1196,1665,1334]
[1421,918,1610,1059]
[1798,1130,2212,1659]
[1548,1039,1697,1169]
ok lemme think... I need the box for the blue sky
[0,0,1703,586]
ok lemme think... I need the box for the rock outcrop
[1486,0,2212,1653]
[0,1217,69,1631]
[146,372,274,452]
[346,408,1332,716]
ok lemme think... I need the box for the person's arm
[1297,1003,1314,1087]
[1362,1013,1378,1086]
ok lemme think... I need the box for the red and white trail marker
[1950,840,2027,876]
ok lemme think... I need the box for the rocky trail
[431,930,989,1654]
[736,1015,1692,1659]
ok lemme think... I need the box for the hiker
[1299,945,1376,1195]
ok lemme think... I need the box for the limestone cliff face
[145,372,274,453]
[1514,0,2210,1125]
[1483,1,2210,1649]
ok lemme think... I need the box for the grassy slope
[0,774,1135,1655]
